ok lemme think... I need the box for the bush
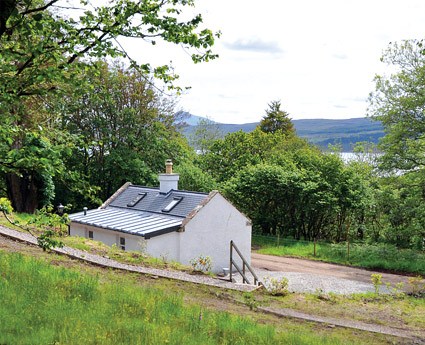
[263,276,289,296]
[0,198,13,214]
[190,255,212,273]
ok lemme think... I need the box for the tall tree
[224,150,369,242]
[368,39,425,172]
[189,117,223,154]
[0,0,219,212]
[56,62,194,206]
[258,100,295,135]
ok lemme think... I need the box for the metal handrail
[229,240,261,286]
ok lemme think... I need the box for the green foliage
[1,127,75,212]
[262,276,289,296]
[408,276,425,297]
[225,148,371,241]
[242,292,259,311]
[0,198,13,214]
[37,230,64,252]
[54,62,195,207]
[1,204,67,251]
[199,128,307,183]
[190,255,212,273]
[189,117,223,154]
[1,0,218,213]
[258,100,295,135]
[368,39,425,172]
[367,40,425,246]
[175,161,217,192]
[371,274,383,295]
[0,0,219,99]
[374,172,425,249]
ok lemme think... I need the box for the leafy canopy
[368,40,425,172]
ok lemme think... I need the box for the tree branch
[21,0,60,15]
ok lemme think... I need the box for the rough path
[0,225,257,292]
[258,307,425,343]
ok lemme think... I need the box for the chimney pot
[165,159,173,174]
[159,159,179,194]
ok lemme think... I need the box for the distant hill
[177,112,215,126]
[179,114,384,152]
[292,118,384,151]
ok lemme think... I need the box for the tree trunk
[6,172,39,213]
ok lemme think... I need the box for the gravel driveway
[244,253,415,294]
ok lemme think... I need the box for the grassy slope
[0,236,423,344]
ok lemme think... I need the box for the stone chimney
[159,159,179,194]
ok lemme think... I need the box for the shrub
[263,276,289,296]
[371,274,382,294]
[0,198,13,214]
[190,255,212,273]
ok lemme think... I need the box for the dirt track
[251,252,413,287]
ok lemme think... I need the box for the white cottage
[68,161,252,273]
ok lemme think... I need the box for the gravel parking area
[247,252,415,294]
[243,269,380,294]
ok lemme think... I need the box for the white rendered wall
[70,223,125,248]
[179,193,252,273]
[143,231,180,262]
[69,222,181,262]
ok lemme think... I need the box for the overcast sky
[121,0,425,124]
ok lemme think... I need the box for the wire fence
[251,234,425,266]
[252,234,349,259]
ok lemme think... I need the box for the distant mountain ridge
[179,113,384,152]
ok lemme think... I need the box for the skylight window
[127,193,146,207]
[162,197,183,212]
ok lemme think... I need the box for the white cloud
[223,38,283,54]
[120,0,425,123]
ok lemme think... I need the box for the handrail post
[229,240,261,286]
[229,240,233,282]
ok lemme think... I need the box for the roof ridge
[128,185,209,196]
[99,182,131,209]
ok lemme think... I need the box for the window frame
[162,197,183,213]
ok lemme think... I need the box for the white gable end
[179,192,251,273]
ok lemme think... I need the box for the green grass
[0,250,354,345]
[254,235,425,276]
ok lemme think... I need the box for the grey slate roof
[108,185,208,218]
[69,184,209,239]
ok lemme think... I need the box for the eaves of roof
[69,208,182,239]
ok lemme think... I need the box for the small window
[88,231,93,239]
[162,197,183,212]
[119,237,126,251]
[127,193,146,207]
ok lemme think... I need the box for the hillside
[180,114,384,151]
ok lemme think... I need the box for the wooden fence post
[347,240,350,261]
